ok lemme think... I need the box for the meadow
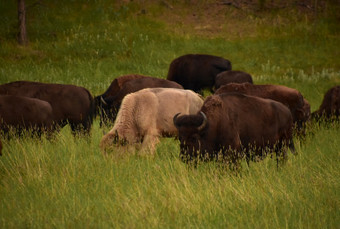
[0,0,339,228]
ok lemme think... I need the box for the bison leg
[274,142,289,169]
[139,134,159,156]
[70,121,92,137]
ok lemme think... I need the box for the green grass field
[0,0,339,228]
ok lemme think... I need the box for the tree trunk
[18,0,28,45]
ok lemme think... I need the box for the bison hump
[204,95,223,108]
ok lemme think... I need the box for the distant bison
[0,81,95,135]
[100,88,204,155]
[0,95,54,137]
[214,70,253,90]
[98,77,183,125]
[167,54,232,93]
[215,83,309,130]
[312,85,340,121]
[173,93,295,167]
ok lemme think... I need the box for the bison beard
[173,93,296,168]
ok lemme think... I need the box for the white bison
[100,88,204,155]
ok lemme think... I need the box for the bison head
[173,111,208,162]
[95,96,121,126]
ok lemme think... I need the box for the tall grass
[1,122,339,228]
[0,0,339,228]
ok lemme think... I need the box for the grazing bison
[214,70,253,90]
[0,81,95,135]
[94,74,147,111]
[98,77,183,125]
[166,54,232,93]
[312,85,340,121]
[0,95,54,137]
[173,93,295,167]
[100,88,204,155]
[215,83,309,130]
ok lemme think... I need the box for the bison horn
[173,113,181,129]
[100,96,108,106]
[197,111,207,131]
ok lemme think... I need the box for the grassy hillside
[0,0,339,228]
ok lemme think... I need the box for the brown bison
[214,70,253,90]
[173,93,295,167]
[215,83,309,130]
[0,95,54,137]
[100,88,204,155]
[167,54,232,93]
[94,74,147,110]
[98,77,183,125]
[312,85,340,121]
[97,74,147,98]
[0,81,95,135]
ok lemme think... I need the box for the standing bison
[0,95,54,137]
[0,81,95,135]
[167,54,232,93]
[214,70,253,90]
[312,85,340,121]
[215,83,310,130]
[97,77,183,125]
[173,93,295,167]
[100,88,204,155]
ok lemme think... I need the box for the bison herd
[0,54,339,167]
